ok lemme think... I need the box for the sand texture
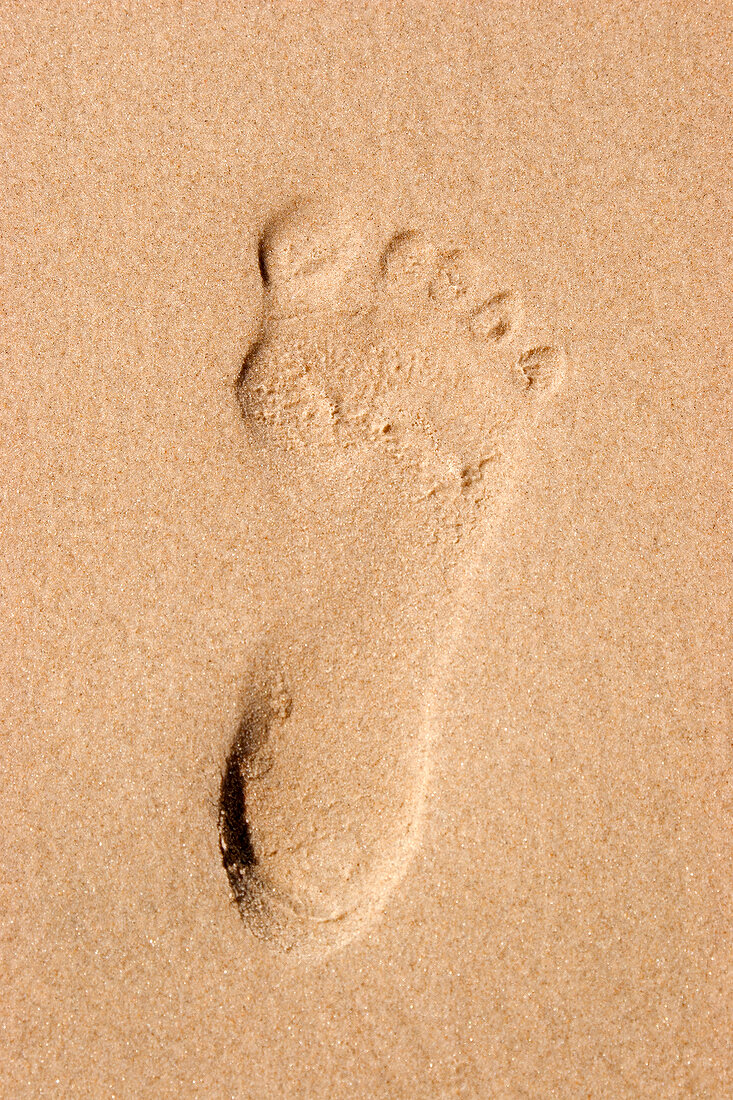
[1,2,731,1098]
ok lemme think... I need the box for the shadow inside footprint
[219,734,256,878]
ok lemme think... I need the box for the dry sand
[1,2,731,1097]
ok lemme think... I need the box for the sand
[1,2,731,1097]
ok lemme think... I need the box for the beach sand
[1,2,731,1096]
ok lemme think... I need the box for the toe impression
[516,345,567,396]
[258,201,370,319]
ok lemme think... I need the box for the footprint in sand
[218,199,566,958]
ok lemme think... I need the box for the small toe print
[379,231,436,290]
[468,291,523,343]
[428,249,482,314]
[516,346,567,394]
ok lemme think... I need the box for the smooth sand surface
[2,3,731,1097]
